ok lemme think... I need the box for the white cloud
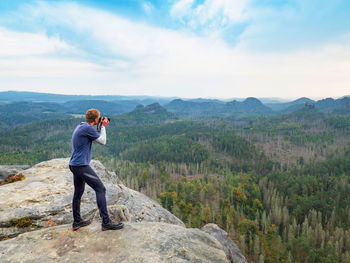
[170,0,194,19]
[24,2,172,60]
[0,27,70,56]
[0,57,107,78]
[0,1,350,99]
[195,0,249,24]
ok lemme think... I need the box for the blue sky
[0,0,350,99]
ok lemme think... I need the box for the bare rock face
[201,224,247,263]
[0,158,247,263]
[0,222,230,263]
[0,158,184,240]
[91,204,131,223]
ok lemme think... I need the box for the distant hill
[187,98,225,104]
[0,101,66,114]
[165,97,272,118]
[286,103,325,121]
[0,91,173,105]
[258,98,290,104]
[316,97,350,114]
[266,97,315,112]
[1,91,349,121]
[0,91,83,103]
[226,97,272,114]
[118,103,178,124]
[315,98,337,113]
[165,99,225,117]
[0,99,138,127]
[0,101,71,126]
[267,97,350,115]
[63,100,139,115]
[0,99,139,127]
[335,97,350,114]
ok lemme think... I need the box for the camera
[97,116,110,132]
[98,116,110,123]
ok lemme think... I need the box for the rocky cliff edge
[0,158,247,263]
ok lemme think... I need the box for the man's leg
[69,165,86,223]
[79,166,110,224]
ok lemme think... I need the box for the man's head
[86,109,100,125]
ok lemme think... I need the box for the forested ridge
[1,106,350,262]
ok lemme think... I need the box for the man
[69,109,124,231]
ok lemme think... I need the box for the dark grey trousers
[69,165,110,224]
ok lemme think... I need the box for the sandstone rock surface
[0,158,246,263]
[0,221,229,263]
[0,158,183,240]
[202,224,247,263]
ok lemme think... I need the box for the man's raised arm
[93,126,106,145]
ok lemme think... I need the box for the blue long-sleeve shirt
[69,122,105,166]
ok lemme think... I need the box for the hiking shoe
[72,219,92,231]
[101,221,124,231]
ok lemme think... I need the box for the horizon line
[1,90,349,102]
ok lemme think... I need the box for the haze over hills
[0,91,175,105]
[62,100,139,115]
[266,97,315,112]
[0,91,347,105]
[1,91,350,127]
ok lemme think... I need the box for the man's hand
[101,117,110,127]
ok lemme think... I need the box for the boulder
[0,165,30,183]
[201,224,247,263]
[0,158,184,240]
[0,221,230,263]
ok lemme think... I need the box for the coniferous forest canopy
[1,92,350,263]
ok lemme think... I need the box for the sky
[0,0,350,99]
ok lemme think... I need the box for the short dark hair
[86,109,100,123]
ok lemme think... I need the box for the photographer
[69,109,124,231]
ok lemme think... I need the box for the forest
[1,102,350,263]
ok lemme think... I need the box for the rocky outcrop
[0,158,183,240]
[0,165,30,183]
[0,221,229,263]
[0,158,246,262]
[202,224,247,263]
